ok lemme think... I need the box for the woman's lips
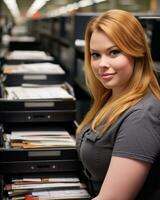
[101,73,116,80]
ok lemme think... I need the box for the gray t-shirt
[76,92,160,199]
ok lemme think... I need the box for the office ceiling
[1,0,79,19]
[17,0,79,16]
[16,0,36,16]
[0,0,151,22]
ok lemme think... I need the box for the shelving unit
[0,30,91,199]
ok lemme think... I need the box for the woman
[76,9,160,200]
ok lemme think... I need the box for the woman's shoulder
[132,92,160,116]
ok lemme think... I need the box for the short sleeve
[112,108,160,163]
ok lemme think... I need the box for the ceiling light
[94,0,107,3]
[26,0,50,18]
[47,0,108,17]
[78,0,93,8]
[3,0,21,18]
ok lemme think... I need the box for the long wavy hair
[77,9,160,134]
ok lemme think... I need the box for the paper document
[32,188,90,199]
[11,130,71,137]
[11,176,80,184]
[10,182,82,190]
[5,85,74,100]
[3,62,65,74]
[10,36,36,42]
[4,176,90,199]
[5,130,76,149]
[6,50,54,61]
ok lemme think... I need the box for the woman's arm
[92,156,151,200]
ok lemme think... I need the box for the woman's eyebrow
[106,45,117,51]
[90,45,118,52]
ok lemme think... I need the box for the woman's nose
[99,55,110,68]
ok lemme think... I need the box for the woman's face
[90,30,134,96]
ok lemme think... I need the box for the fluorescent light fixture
[47,0,107,17]
[3,0,21,18]
[78,0,93,8]
[26,0,50,17]
[66,3,79,12]
[94,0,107,3]
[78,0,107,8]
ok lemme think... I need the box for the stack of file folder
[2,62,66,86]
[0,123,81,174]
[3,173,91,200]
[5,50,54,64]
[0,83,76,123]
[5,130,76,149]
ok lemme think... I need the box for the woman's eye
[91,53,100,59]
[110,49,121,57]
